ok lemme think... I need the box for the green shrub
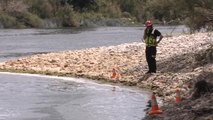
[56,5,80,27]
[24,12,43,27]
[27,0,53,19]
[122,12,131,18]
[80,12,103,21]
[0,12,17,28]
[14,11,43,28]
[106,2,122,18]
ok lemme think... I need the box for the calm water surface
[0,72,150,120]
[0,26,188,62]
[0,26,188,120]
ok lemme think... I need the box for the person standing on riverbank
[143,20,163,74]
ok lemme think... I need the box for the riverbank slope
[0,32,212,119]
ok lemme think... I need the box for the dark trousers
[145,46,157,73]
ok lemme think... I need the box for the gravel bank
[0,32,212,119]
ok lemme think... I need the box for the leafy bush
[122,12,131,18]
[56,5,80,27]
[24,12,43,28]
[0,12,17,28]
[80,12,103,21]
[103,1,122,18]
[67,0,98,12]
[14,11,43,28]
[26,0,53,19]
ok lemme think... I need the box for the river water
[0,26,188,62]
[0,72,151,120]
[0,26,188,120]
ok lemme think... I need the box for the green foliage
[55,0,99,12]
[144,0,178,22]
[56,5,80,27]
[0,12,17,28]
[23,12,43,28]
[26,0,53,18]
[14,11,43,28]
[119,0,136,14]
[143,0,213,32]
[80,12,103,21]
[122,12,132,18]
[101,0,122,18]
[176,0,213,32]
[67,0,98,12]
[118,0,143,16]
[0,0,212,30]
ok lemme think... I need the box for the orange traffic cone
[176,89,181,103]
[149,94,162,115]
[111,68,119,79]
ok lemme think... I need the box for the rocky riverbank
[0,32,212,119]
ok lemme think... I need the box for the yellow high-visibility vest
[145,29,157,47]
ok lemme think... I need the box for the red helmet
[145,20,153,27]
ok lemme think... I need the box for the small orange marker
[176,89,181,103]
[111,68,117,78]
[149,94,162,115]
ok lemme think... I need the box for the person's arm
[142,29,147,42]
[154,29,163,44]
[157,35,163,44]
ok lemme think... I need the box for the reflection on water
[0,72,150,120]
